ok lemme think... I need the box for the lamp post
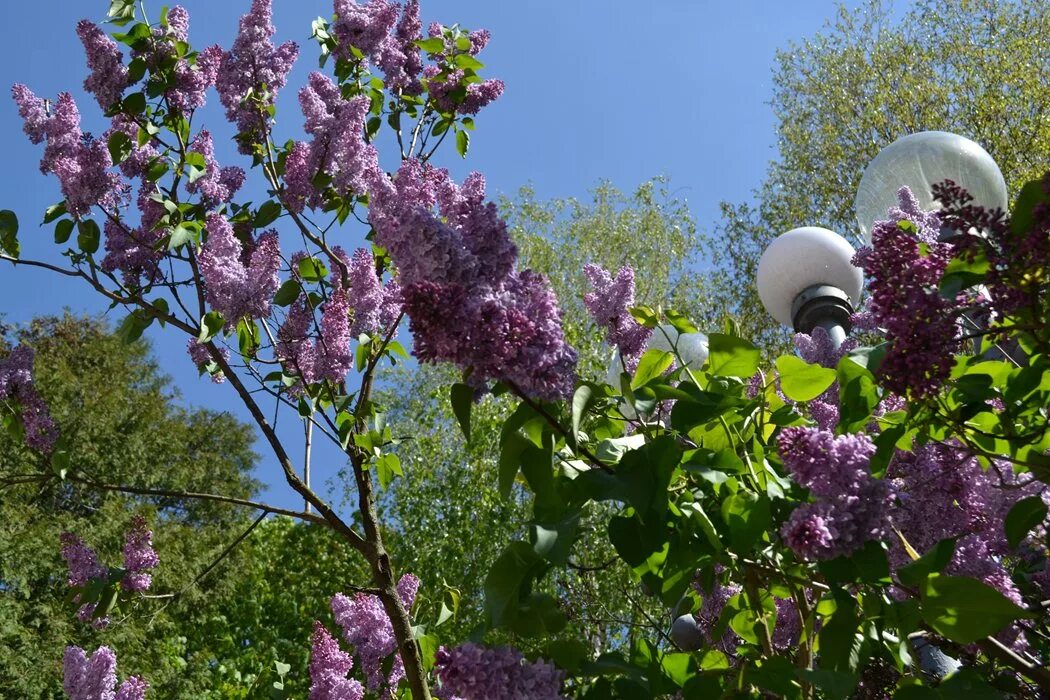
[755,226,863,350]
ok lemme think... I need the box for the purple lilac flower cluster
[583,264,652,365]
[10,87,126,219]
[935,176,1050,317]
[791,327,858,430]
[330,0,425,95]
[328,574,420,696]
[778,427,892,561]
[283,72,383,212]
[691,570,742,654]
[185,130,246,205]
[76,20,130,110]
[101,189,167,288]
[0,345,58,452]
[198,213,281,326]
[63,646,148,700]
[422,24,504,116]
[370,160,577,400]
[852,187,960,397]
[309,621,364,700]
[215,0,298,153]
[59,532,111,628]
[121,515,159,592]
[186,339,230,383]
[152,7,224,114]
[433,643,565,700]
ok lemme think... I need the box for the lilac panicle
[59,532,106,588]
[186,130,245,204]
[187,339,229,383]
[347,248,387,336]
[309,621,364,700]
[167,6,190,42]
[0,345,58,452]
[583,264,651,361]
[121,514,159,592]
[332,0,399,57]
[215,0,298,152]
[375,0,423,94]
[434,643,566,700]
[198,214,281,325]
[76,20,130,109]
[63,646,148,700]
[11,84,48,143]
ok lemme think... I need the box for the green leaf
[76,220,101,254]
[920,573,1033,643]
[1004,496,1048,550]
[456,129,470,158]
[837,357,879,431]
[484,541,541,628]
[43,202,68,224]
[199,311,225,342]
[453,54,484,71]
[939,250,990,299]
[720,491,770,551]
[254,200,283,228]
[116,310,153,344]
[1011,177,1050,236]
[775,354,836,401]
[571,384,595,441]
[107,131,133,165]
[450,383,473,442]
[107,0,136,25]
[0,209,18,258]
[122,92,147,115]
[54,219,74,245]
[274,280,302,307]
[298,257,328,282]
[896,538,956,589]
[707,333,760,378]
[632,349,674,389]
[415,37,445,53]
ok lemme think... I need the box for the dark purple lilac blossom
[185,130,246,205]
[215,0,298,153]
[329,573,420,696]
[283,72,381,212]
[63,646,148,700]
[691,569,742,654]
[853,187,960,397]
[0,345,58,452]
[198,214,281,325]
[309,621,364,700]
[433,643,565,700]
[76,20,130,110]
[121,515,159,592]
[583,264,652,363]
[778,426,892,560]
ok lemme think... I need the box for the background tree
[0,315,262,697]
[699,0,1050,352]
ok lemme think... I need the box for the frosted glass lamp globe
[854,131,1007,242]
[756,227,862,329]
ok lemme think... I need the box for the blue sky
[0,0,875,513]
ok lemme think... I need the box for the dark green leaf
[116,310,153,344]
[122,92,146,114]
[1005,496,1048,549]
[273,280,302,307]
[920,573,1032,644]
[54,219,74,245]
[897,538,956,588]
[456,129,470,158]
[298,257,328,282]
[254,200,282,228]
[107,131,133,165]
[450,383,473,442]
[199,311,225,342]
[0,209,18,258]
[571,384,595,441]
[720,491,770,551]
[76,220,100,254]
[43,202,67,224]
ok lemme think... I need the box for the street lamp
[854,131,1008,242]
[755,226,863,348]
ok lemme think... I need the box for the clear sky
[0,0,877,513]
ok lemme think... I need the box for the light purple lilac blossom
[121,515,159,592]
[374,0,423,94]
[852,187,960,397]
[101,186,166,287]
[76,20,130,110]
[309,621,364,700]
[433,643,565,700]
[198,213,281,325]
[215,0,298,153]
[329,573,420,696]
[187,339,229,383]
[332,0,399,57]
[60,532,106,588]
[63,646,148,700]
[778,427,892,560]
[0,345,58,452]
[583,264,651,363]
[185,130,245,205]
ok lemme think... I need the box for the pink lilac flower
[434,643,565,700]
[76,20,130,110]
[215,0,298,152]
[283,72,381,212]
[121,515,159,592]
[329,573,419,695]
[187,339,229,383]
[332,0,399,57]
[63,646,147,700]
[374,0,423,94]
[0,346,58,452]
[185,130,245,204]
[198,214,281,325]
[778,427,892,560]
[852,187,959,397]
[583,264,651,363]
[166,6,190,42]
[310,621,364,700]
